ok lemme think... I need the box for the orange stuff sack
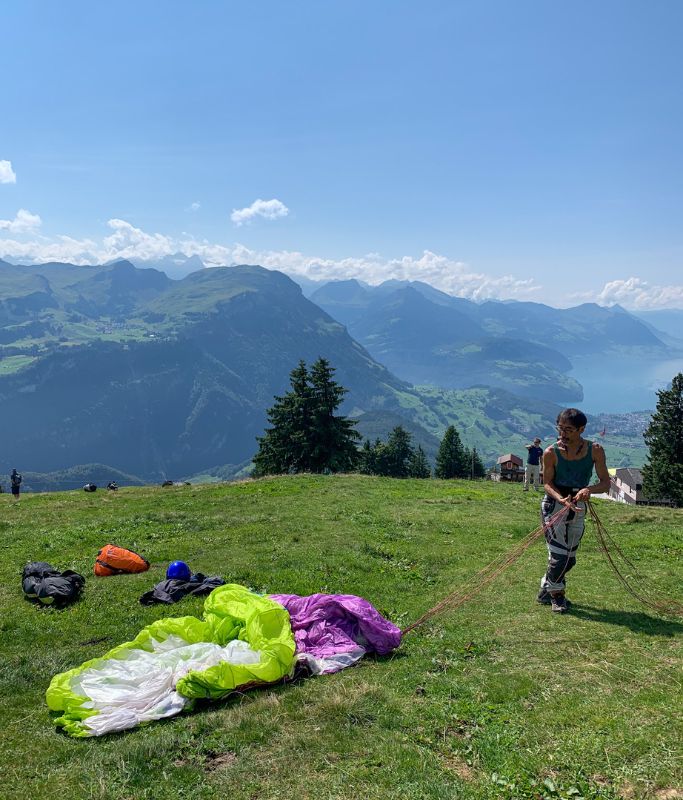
[94,544,150,577]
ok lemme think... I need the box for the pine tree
[380,426,414,477]
[471,446,486,479]
[252,358,359,477]
[252,360,312,477]
[642,372,683,506]
[359,438,382,475]
[435,425,468,478]
[408,445,431,478]
[308,357,360,472]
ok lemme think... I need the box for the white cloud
[5,215,683,309]
[231,198,289,226]
[0,208,42,233]
[102,218,177,262]
[229,246,539,301]
[101,219,234,265]
[593,277,683,310]
[0,234,101,264]
[0,217,539,301]
[0,160,17,184]
[188,201,201,212]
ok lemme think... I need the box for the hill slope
[311,282,583,403]
[311,280,679,410]
[1,476,681,799]
[0,266,413,478]
[0,262,651,476]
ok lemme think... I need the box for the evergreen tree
[470,446,486,479]
[359,438,382,475]
[252,361,312,477]
[642,372,683,506]
[435,425,468,478]
[408,445,431,478]
[379,426,414,477]
[308,357,360,472]
[252,358,359,476]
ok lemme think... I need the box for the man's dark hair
[557,408,587,429]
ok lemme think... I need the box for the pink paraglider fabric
[270,593,402,674]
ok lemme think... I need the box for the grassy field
[0,476,681,800]
[0,354,38,375]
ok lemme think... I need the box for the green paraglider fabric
[46,584,295,737]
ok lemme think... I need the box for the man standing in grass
[524,437,543,491]
[10,468,22,500]
[538,409,610,613]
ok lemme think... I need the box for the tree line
[254,358,683,505]
[358,424,485,479]
[253,358,486,480]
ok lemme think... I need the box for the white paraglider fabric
[70,635,261,736]
[293,646,368,675]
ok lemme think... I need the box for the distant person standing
[10,468,22,499]
[524,437,543,491]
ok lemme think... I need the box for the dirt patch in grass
[654,790,683,800]
[439,753,476,782]
[205,751,238,771]
[612,778,634,798]
[444,719,479,739]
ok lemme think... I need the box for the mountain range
[0,261,418,478]
[309,278,678,409]
[0,258,666,482]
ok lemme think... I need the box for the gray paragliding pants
[539,494,586,595]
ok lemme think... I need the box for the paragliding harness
[139,574,225,605]
[94,545,149,577]
[22,562,85,607]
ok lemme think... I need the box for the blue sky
[2,0,683,308]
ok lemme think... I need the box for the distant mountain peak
[310,278,371,306]
[107,259,137,272]
[128,253,207,280]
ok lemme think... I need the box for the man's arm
[574,443,610,501]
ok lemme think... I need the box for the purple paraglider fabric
[269,593,402,675]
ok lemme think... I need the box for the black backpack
[22,562,85,607]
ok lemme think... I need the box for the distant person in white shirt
[524,438,543,491]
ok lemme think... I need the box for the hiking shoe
[550,593,568,613]
[537,588,552,605]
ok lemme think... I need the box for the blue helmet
[166,560,191,581]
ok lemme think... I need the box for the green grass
[0,476,681,800]
[411,386,650,468]
[0,354,38,374]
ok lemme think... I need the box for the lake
[567,356,683,413]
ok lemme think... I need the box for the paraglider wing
[270,593,402,674]
[46,585,295,737]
